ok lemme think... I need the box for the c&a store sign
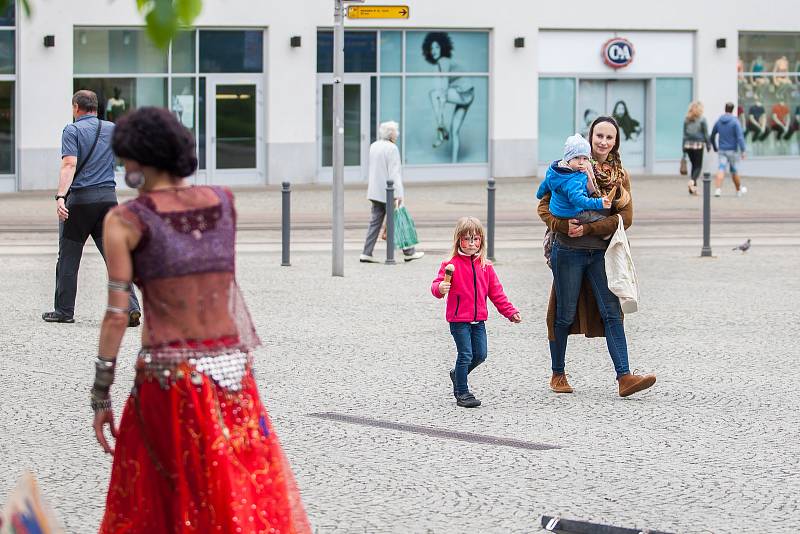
[602,37,635,69]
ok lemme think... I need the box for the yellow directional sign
[346,5,410,19]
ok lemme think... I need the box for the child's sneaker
[455,392,481,408]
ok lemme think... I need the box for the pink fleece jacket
[431,253,518,322]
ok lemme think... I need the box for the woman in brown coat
[538,116,656,397]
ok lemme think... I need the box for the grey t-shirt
[61,114,116,190]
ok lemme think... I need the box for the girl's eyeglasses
[460,235,482,245]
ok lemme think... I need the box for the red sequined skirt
[99,350,311,534]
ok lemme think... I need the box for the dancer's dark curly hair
[112,107,198,178]
[422,32,453,65]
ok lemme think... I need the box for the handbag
[393,205,419,249]
[679,154,688,175]
[604,214,640,313]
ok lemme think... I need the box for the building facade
[4,0,799,192]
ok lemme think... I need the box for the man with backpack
[42,90,140,325]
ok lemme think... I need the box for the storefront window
[380,31,402,72]
[405,31,488,73]
[655,78,692,160]
[738,33,800,157]
[380,76,402,149]
[317,29,489,166]
[0,30,13,74]
[199,30,263,73]
[404,31,489,164]
[538,78,575,165]
[0,81,13,174]
[171,30,196,73]
[74,29,168,74]
[73,78,167,121]
[171,77,196,134]
[0,4,14,26]
[317,31,377,73]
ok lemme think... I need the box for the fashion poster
[404,31,489,165]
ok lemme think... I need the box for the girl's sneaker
[455,392,481,408]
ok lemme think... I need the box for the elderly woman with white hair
[360,121,425,263]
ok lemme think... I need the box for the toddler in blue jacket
[536,133,611,221]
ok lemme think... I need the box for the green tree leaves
[0,0,202,48]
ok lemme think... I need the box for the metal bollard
[701,172,712,257]
[487,177,496,262]
[385,180,396,265]
[281,181,291,266]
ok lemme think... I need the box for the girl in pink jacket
[431,217,521,408]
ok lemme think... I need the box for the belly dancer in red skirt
[90,107,311,533]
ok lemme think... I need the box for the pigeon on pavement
[732,238,751,252]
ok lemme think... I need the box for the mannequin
[773,56,791,86]
[769,99,790,141]
[745,99,768,142]
[105,87,127,123]
[749,56,767,86]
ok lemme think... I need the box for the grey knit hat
[563,133,591,162]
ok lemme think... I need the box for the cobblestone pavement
[1,236,799,532]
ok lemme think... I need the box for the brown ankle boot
[618,372,656,397]
[549,373,574,393]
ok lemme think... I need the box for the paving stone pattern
[0,243,798,533]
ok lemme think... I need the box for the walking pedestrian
[360,121,425,263]
[710,102,748,198]
[431,217,521,408]
[682,101,711,195]
[537,116,656,398]
[91,107,311,533]
[43,90,140,325]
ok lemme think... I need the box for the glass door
[205,76,264,186]
[317,76,370,183]
[578,80,646,167]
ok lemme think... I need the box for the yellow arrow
[346,5,410,19]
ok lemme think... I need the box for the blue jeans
[450,321,487,395]
[549,240,630,378]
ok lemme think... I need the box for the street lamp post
[332,0,346,277]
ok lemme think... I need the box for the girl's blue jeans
[450,321,487,395]
[549,240,630,378]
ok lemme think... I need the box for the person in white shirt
[360,121,425,263]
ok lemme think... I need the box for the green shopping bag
[393,205,419,249]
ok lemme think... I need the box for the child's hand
[438,281,451,295]
[510,312,522,323]
[602,196,612,209]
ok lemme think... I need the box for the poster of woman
[404,31,489,165]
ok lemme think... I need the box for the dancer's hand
[94,409,118,455]
[438,281,451,295]
[510,313,522,323]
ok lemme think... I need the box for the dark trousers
[54,189,140,317]
[685,148,704,184]
[362,200,416,257]
[450,321,487,395]
[549,240,630,378]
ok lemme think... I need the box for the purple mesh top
[124,186,235,283]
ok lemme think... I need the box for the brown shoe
[549,373,574,393]
[618,372,656,397]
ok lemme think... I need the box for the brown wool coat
[538,170,633,341]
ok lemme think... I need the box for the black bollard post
[701,172,712,257]
[281,181,291,266]
[487,177,496,262]
[385,180,396,265]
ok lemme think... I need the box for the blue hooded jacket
[536,160,603,218]
[710,114,746,152]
